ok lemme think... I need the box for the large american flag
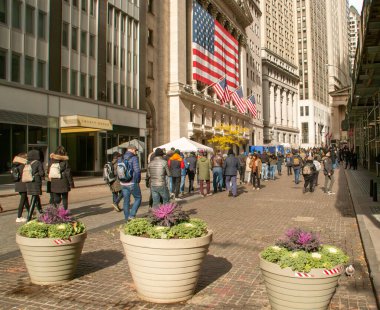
[231,87,247,114]
[246,95,257,118]
[212,77,230,104]
[192,0,239,90]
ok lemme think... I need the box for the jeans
[112,191,123,205]
[276,163,282,175]
[287,166,293,175]
[252,172,260,189]
[324,174,335,192]
[171,176,181,198]
[122,183,142,220]
[187,170,195,192]
[239,166,246,183]
[269,165,276,180]
[53,192,69,210]
[225,175,237,196]
[27,195,42,221]
[294,167,301,184]
[151,186,170,207]
[212,167,223,192]
[261,163,268,180]
[180,175,186,193]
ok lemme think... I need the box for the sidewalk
[345,166,380,306]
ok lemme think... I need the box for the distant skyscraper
[349,5,361,71]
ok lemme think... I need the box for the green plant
[123,204,209,239]
[17,207,86,239]
[261,228,349,272]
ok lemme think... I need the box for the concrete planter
[259,257,343,310]
[16,232,87,285]
[120,230,213,303]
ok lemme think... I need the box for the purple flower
[298,232,312,245]
[152,203,176,219]
[149,203,190,227]
[275,227,321,252]
[38,206,74,224]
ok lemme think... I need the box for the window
[0,0,7,24]
[121,15,125,32]
[72,27,78,50]
[38,11,46,39]
[11,53,20,82]
[120,85,125,105]
[148,61,153,79]
[89,75,94,99]
[37,61,45,88]
[80,73,86,96]
[127,51,131,72]
[12,0,21,29]
[24,57,33,85]
[108,5,112,25]
[62,67,68,93]
[26,5,35,35]
[73,0,78,8]
[147,29,153,46]
[81,0,87,12]
[107,42,111,63]
[148,0,153,13]
[0,50,6,79]
[71,70,77,95]
[114,45,118,66]
[106,81,111,102]
[300,106,304,116]
[305,106,309,116]
[133,54,137,74]
[89,34,95,57]
[114,11,118,29]
[81,31,87,54]
[121,48,125,69]
[127,86,131,107]
[62,23,69,47]
[301,122,309,143]
[133,88,137,109]
[113,83,118,104]
[90,0,95,16]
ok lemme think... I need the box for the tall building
[141,0,263,152]
[260,0,300,147]
[348,5,360,71]
[0,0,145,183]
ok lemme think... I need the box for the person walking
[276,152,284,176]
[269,154,277,180]
[238,151,247,184]
[245,153,253,185]
[285,153,293,175]
[323,152,335,195]
[108,151,123,211]
[302,156,317,193]
[211,151,224,193]
[184,151,197,194]
[12,153,29,222]
[261,151,269,181]
[168,149,184,201]
[48,146,75,210]
[120,145,142,220]
[180,153,187,197]
[313,156,321,187]
[26,149,45,221]
[223,148,240,197]
[197,151,212,197]
[249,153,262,190]
[292,152,303,184]
[147,148,171,207]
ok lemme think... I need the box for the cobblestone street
[0,167,378,309]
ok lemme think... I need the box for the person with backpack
[119,145,141,220]
[292,152,303,185]
[184,151,197,194]
[168,149,185,201]
[211,150,224,193]
[313,155,322,187]
[12,153,30,222]
[323,152,335,195]
[25,149,45,221]
[302,156,316,193]
[48,146,75,210]
[285,153,293,176]
[223,148,240,197]
[105,152,123,212]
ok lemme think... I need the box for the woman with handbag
[12,152,30,222]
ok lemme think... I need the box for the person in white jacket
[313,156,322,187]
[245,154,253,185]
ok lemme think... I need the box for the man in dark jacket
[168,149,184,201]
[223,148,240,197]
[323,152,335,195]
[120,145,142,220]
[302,156,316,193]
[184,152,197,193]
[147,148,171,207]
[237,151,247,184]
[292,152,303,184]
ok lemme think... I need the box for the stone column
[269,83,275,125]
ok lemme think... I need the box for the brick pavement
[0,167,378,309]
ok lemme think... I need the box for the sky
[349,0,363,13]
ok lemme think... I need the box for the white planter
[16,232,87,285]
[120,230,213,303]
[260,257,344,310]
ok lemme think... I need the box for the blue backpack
[116,158,134,182]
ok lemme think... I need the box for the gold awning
[60,115,112,133]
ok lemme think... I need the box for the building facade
[141,0,263,152]
[348,5,360,72]
[0,0,146,183]
[260,0,300,147]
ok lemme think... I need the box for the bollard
[370,179,374,197]
[374,183,378,202]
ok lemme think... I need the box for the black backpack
[103,162,117,183]
[10,166,21,182]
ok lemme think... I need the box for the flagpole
[201,75,226,92]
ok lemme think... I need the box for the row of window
[0,0,46,40]
[0,50,45,87]
[62,23,96,57]
[300,106,309,117]
[63,0,96,16]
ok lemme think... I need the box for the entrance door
[77,135,94,171]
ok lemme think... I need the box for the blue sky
[349,0,363,13]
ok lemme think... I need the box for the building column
[286,90,291,127]
[269,82,275,125]
[292,92,297,129]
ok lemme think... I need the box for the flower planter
[120,230,213,303]
[259,257,344,310]
[16,232,87,285]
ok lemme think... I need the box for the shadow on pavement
[195,255,232,293]
[75,249,124,277]
[71,203,112,219]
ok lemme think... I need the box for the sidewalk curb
[345,170,380,309]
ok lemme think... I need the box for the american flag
[230,87,247,114]
[192,0,239,90]
[212,77,230,104]
[246,95,257,118]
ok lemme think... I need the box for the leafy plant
[17,206,86,239]
[124,218,152,236]
[168,219,208,239]
[261,228,349,272]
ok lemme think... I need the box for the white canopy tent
[106,139,145,155]
[153,137,214,154]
